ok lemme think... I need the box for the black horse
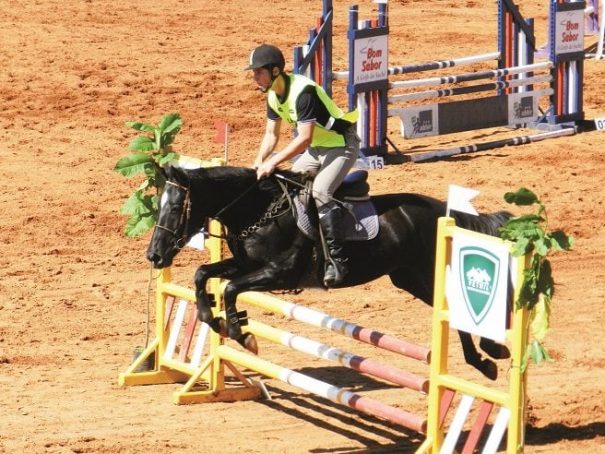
[147,165,511,379]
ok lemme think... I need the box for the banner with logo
[352,34,388,86]
[399,105,438,138]
[447,233,510,342]
[508,92,539,124]
[554,8,585,55]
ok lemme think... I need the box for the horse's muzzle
[146,251,171,269]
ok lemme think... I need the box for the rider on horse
[246,44,361,287]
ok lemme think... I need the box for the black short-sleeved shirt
[267,77,352,136]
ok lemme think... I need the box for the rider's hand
[256,161,275,180]
[252,156,263,170]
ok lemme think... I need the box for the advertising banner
[447,233,510,342]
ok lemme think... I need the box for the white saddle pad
[293,197,379,241]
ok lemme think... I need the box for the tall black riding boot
[319,203,349,287]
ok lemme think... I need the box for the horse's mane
[176,165,308,203]
[389,192,511,237]
[181,166,305,186]
[451,209,511,236]
[182,165,256,183]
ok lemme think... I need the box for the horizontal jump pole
[218,344,428,434]
[245,318,429,393]
[388,61,553,90]
[238,291,431,363]
[408,128,576,162]
[387,51,501,76]
[332,51,501,80]
[388,75,552,104]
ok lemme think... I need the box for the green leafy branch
[114,113,181,237]
[499,188,574,370]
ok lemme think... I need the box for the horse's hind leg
[458,331,498,381]
[479,337,511,360]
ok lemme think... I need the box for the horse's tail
[452,210,512,237]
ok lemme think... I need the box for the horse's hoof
[238,333,258,355]
[206,317,228,337]
[480,337,511,360]
[216,318,228,337]
[480,358,498,381]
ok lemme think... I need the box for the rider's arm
[256,121,313,179]
[254,119,281,168]
[271,121,314,162]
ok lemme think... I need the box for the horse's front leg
[194,258,242,334]
[222,266,288,354]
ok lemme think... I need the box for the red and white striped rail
[238,291,431,363]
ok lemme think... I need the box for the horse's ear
[162,164,175,180]
[163,164,185,183]
[163,163,189,186]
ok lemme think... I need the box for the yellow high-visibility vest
[268,74,358,148]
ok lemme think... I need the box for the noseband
[154,180,191,250]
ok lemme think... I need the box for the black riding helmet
[245,44,285,72]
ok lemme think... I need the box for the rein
[213,179,260,220]
[275,172,348,209]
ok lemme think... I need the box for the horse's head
[146,165,200,268]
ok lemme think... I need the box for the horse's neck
[204,173,273,231]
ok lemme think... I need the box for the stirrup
[323,260,348,286]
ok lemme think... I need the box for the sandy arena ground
[1,0,604,452]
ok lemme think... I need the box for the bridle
[153,180,192,250]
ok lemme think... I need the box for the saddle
[293,170,379,241]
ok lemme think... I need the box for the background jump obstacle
[294,0,596,160]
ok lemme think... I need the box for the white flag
[447,184,479,216]
[186,232,206,251]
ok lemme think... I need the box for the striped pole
[408,127,575,162]
[388,52,500,76]
[322,0,333,96]
[308,28,317,80]
[388,62,553,89]
[334,51,501,80]
[244,318,429,393]
[597,0,605,59]
[218,345,428,434]
[238,291,431,363]
[315,16,323,86]
[347,5,358,111]
[387,75,552,104]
